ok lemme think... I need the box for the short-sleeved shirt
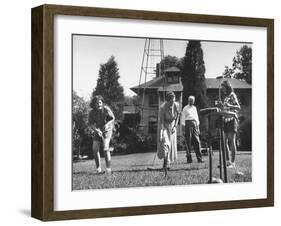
[223,91,240,119]
[88,105,115,132]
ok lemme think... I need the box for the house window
[175,92,181,102]
[167,76,173,83]
[159,93,164,102]
[238,94,245,106]
[173,76,179,83]
[167,75,179,84]
[149,94,158,107]
[148,116,158,134]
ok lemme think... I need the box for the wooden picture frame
[31,4,274,221]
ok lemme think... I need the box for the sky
[73,35,251,100]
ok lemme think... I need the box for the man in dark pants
[181,96,203,163]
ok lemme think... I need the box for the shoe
[227,163,236,169]
[96,167,102,173]
[106,168,112,174]
[226,161,232,167]
[186,155,192,163]
[217,161,234,168]
[167,160,171,170]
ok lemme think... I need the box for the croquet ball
[235,171,244,176]
[211,177,224,183]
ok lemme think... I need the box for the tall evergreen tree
[181,41,208,109]
[91,56,125,119]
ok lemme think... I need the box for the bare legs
[92,140,111,173]
[104,150,111,169]
[225,132,237,165]
[92,141,101,171]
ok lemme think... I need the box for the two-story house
[130,67,252,138]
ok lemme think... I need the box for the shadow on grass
[73,165,208,176]
[73,171,105,176]
[145,166,208,172]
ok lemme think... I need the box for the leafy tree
[91,56,125,119]
[233,45,252,84]
[181,40,208,109]
[72,91,91,158]
[222,66,234,78]
[160,55,183,69]
[222,45,252,84]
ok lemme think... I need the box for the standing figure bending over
[88,95,115,173]
[157,91,180,170]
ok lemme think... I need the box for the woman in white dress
[157,91,180,170]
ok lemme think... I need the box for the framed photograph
[31,4,274,221]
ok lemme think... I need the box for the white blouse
[181,105,200,126]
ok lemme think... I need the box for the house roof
[164,66,180,73]
[158,84,183,92]
[205,78,251,89]
[130,77,251,94]
[130,76,183,94]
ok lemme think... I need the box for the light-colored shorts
[92,130,112,153]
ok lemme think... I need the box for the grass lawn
[72,151,252,190]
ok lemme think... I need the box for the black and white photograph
[72,35,252,190]
[1,0,278,224]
